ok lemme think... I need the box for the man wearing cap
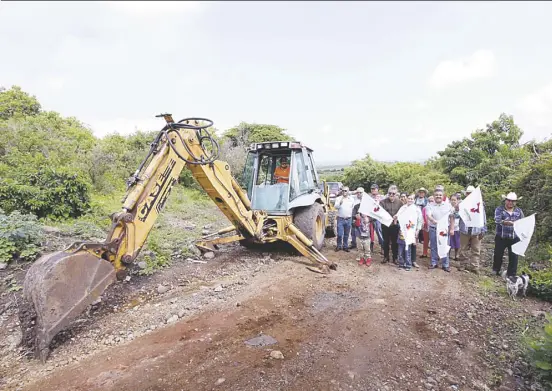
[456,185,487,274]
[334,186,356,252]
[370,184,385,248]
[492,192,525,277]
[350,187,365,249]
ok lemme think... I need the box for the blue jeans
[351,226,360,247]
[398,239,412,267]
[372,220,384,246]
[337,217,352,249]
[429,227,449,268]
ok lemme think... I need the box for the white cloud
[46,77,65,93]
[321,124,332,134]
[415,100,431,111]
[517,82,552,128]
[102,1,205,17]
[429,50,496,89]
[323,142,344,151]
[88,117,165,138]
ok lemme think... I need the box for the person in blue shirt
[492,192,524,277]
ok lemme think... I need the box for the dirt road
[1,241,550,391]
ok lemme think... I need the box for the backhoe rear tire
[293,203,325,251]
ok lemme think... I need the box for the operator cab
[242,141,322,215]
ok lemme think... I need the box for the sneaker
[382,257,389,264]
[429,265,437,269]
[398,264,405,269]
[350,245,357,250]
[343,248,350,252]
[365,258,372,266]
[405,267,412,271]
[412,262,420,268]
[443,267,451,273]
[358,257,365,265]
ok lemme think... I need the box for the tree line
[1,86,551,280]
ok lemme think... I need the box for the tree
[0,86,41,120]
[436,113,525,187]
[219,122,294,183]
[221,122,293,149]
[343,154,460,195]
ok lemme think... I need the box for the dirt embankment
[1,239,551,391]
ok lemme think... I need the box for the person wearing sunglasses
[334,186,356,252]
[380,185,402,263]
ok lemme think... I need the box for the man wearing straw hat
[492,192,525,277]
[457,185,488,274]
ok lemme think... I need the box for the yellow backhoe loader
[19,114,337,362]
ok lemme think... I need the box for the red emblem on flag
[470,202,481,214]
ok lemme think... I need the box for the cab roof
[248,141,313,153]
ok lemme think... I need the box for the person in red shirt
[274,157,290,184]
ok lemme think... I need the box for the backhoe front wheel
[293,203,325,251]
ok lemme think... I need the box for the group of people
[333,184,525,277]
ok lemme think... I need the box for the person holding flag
[426,188,452,272]
[397,193,423,270]
[492,192,525,277]
[456,185,487,274]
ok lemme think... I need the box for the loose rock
[270,350,284,360]
[157,285,169,294]
[137,261,147,270]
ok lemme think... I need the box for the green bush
[528,314,552,387]
[529,269,552,302]
[0,167,91,220]
[0,209,44,264]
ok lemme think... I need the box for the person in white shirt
[334,186,355,252]
[426,189,451,272]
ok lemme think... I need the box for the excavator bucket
[21,250,116,362]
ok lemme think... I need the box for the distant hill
[317,163,349,171]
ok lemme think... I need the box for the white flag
[398,204,418,245]
[358,194,393,227]
[436,213,451,258]
[512,213,536,256]
[458,186,485,228]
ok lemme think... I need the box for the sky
[1,1,552,165]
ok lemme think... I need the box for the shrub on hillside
[529,268,552,303]
[0,167,91,220]
[0,209,44,264]
[528,314,552,387]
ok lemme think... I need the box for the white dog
[501,270,530,300]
